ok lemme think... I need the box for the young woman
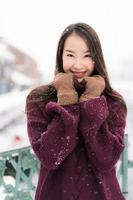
[26,22,127,200]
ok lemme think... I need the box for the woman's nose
[73,59,83,69]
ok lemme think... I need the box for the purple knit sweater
[26,81,127,200]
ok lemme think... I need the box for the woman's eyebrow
[65,50,75,53]
[65,50,90,53]
[84,50,91,53]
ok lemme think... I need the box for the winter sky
[0,0,133,83]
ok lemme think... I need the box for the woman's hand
[53,72,78,105]
[80,75,105,102]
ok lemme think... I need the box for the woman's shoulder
[26,83,57,103]
[106,90,127,113]
[106,90,122,102]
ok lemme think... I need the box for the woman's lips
[72,72,86,78]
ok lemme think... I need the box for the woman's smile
[72,71,87,79]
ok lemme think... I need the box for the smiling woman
[62,33,95,82]
[26,22,127,200]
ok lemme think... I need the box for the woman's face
[62,33,94,81]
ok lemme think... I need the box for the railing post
[122,133,128,198]
[15,151,22,198]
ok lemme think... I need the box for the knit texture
[26,81,127,200]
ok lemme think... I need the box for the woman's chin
[77,78,84,82]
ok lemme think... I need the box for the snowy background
[0,0,133,199]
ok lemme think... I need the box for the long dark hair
[27,22,127,111]
[55,22,127,110]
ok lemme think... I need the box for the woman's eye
[67,54,74,57]
[84,54,92,58]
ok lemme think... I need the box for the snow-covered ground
[0,89,30,151]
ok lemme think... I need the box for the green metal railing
[0,134,133,200]
[0,146,40,200]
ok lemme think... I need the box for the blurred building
[0,37,42,94]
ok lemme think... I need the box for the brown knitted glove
[53,72,78,105]
[80,75,105,102]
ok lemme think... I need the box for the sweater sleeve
[79,96,127,172]
[26,97,79,170]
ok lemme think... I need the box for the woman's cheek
[87,71,93,76]
[63,60,73,72]
[86,65,94,76]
